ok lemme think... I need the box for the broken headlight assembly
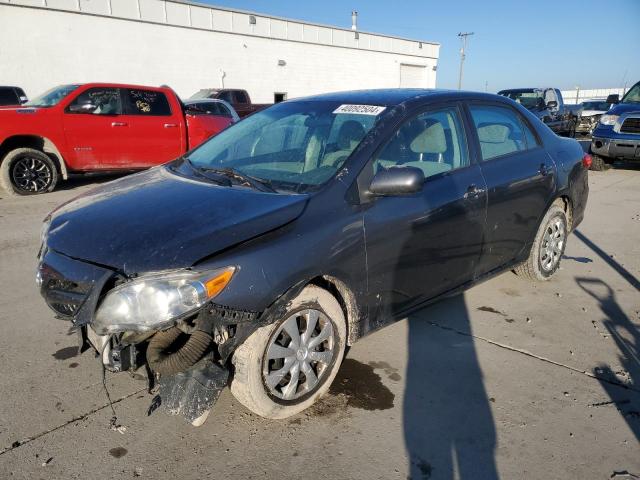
[92,266,235,335]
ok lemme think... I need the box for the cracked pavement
[0,165,638,479]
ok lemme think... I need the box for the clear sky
[196,0,640,93]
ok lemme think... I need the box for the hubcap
[540,218,565,271]
[263,309,335,401]
[12,156,52,193]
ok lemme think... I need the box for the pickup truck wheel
[230,285,346,419]
[514,204,567,281]
[0,148,58,195]
[589,155,610,171]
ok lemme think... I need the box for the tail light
[582,154,592,169]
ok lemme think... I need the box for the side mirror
[68,103,97,113]
[606,94,620,104]
[546,100,558,109]
[369,166,424,196]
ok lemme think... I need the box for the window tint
[234,91,249,103]
[469,105,538,161]
[374,107,469,179]
[219,91,234,103]
[189,102,231,118]
[0,88,18,105]
[67,87,122,115]
[124,89,171,116]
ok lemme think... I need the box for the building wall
[0,1,439,101]
[560,88,627,105]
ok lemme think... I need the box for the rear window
[124,89,171,116]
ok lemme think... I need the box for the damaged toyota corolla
[37,89,589,425]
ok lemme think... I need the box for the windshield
[24,84,80,107]
[190,89,218,100]
[499,90,546,110]
[185,101,381,193]
[582,101,610,111]
[621,83,640,103]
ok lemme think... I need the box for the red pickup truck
[0,83,236,195]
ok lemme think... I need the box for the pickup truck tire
[514,204,567,281]
[0,148,58,195]
[230,285,346,419]
[589,155,610,172]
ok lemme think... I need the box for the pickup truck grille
[620,117,640,134]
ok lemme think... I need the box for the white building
[0,0,440,102]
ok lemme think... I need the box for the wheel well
[309,275,360,345]
[0,135,68,179]
[554,196,573,230]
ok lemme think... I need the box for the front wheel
[590,155,611,171]
[231,285,347,419]
[514,204,568,281]
[0,148,58,195]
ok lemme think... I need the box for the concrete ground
[0,163,638,480]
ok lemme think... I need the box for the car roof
[291,88,501,107]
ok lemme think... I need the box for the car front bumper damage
[38,247,260,425]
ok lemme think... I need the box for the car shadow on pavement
[56,172,128,191]
[403,294,499,480]
[576,277,640,444]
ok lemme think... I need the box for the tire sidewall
[231,285,347,419]
[0,148,58,196]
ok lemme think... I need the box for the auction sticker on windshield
[333,104,386,115]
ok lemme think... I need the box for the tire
[514,204,568,282]
[0,148,58,195]
[590,155,609,171]
[231,285,347,419]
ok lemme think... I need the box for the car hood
[581,109,605,117]
[47,167,309,275]
[608,103,640,116]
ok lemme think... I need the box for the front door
[363,104,487,326]
[118,88,184,167]
[466,102,556,275]
[62,87,124,169]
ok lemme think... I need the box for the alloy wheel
[263,309,336,401]
[11,156,53,193]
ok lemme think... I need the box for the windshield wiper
[198,167,277,193]
[180,157,232,186]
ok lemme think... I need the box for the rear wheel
[514,204,568,281]
[590,155,611,171]
[230,285,347,419]
[0,148,58,195]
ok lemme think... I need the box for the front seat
[477,123,517,159]
[403,120,452,177]
[322,120,366,167]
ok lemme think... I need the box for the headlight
[92,266,235,334]
[599,114,619,126]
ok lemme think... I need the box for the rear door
[363,103,487,320]
[466,102,556,274]
[119,88,184,167]
[62,86,124,169]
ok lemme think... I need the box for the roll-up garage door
[400,64,427,88]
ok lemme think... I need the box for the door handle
[111,122,128,127]
[163,123,178,128]
[463,184,485,199]
[539,163,550,176]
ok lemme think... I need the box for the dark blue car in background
[37,89,590,425]
[591,80,640,170]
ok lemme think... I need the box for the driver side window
[374,107,469,179]
[67,88,122,115]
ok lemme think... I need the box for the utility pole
[457,32,474,90]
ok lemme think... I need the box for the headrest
[410,121,446,154]
[477,123,511,144]
[337,120,366,149]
